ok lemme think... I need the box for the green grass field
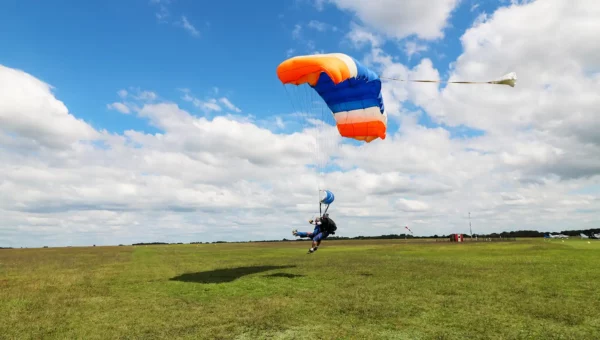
[2,238,600,339]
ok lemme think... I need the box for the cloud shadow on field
[169,265,297,284]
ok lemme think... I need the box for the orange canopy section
[276,55,352,86]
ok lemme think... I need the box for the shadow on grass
[264,273,305,279]
[170,265,297,284]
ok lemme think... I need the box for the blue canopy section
[311,57,384,115]
[320,190,335,205]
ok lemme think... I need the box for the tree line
[127,228,600,245]
[4,228,598,249]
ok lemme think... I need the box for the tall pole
[469,212,473,238]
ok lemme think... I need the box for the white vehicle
[579,232,600,239]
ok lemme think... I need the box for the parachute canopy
[320,190,335,205]
[277,53,387,143]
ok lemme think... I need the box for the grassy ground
[1,238,600,339]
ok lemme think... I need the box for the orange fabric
[277,56,351,86]
[336,121,386,142]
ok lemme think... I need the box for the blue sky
[0,0,501,137]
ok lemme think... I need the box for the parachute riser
[320,202,330,217]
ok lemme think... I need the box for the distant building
[449,234,464,242]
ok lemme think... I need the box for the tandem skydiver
[292,213,337,254]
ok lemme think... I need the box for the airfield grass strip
[1,239,599,339]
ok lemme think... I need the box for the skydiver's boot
[307,246,318,254]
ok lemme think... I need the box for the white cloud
[150,0,171,23]
[106,88,158,115]
[179,16,200,37]
[180,89,242,114]
[313,0,326,11]
[149,1,202,37]
[118,87,158,102]
[327,0,461,40]
[275,117,285,129]
[292,24,302,40]
[394,0,600,181]
[200,99,221,112]
[342,0,600,231]
[308,20,326,31]
[404,41,428,59]
[0,65,99,150]
[307,20,338,32]
[0,71,323,246]
[346,22,382,48]
[396,198,430,212]
[290,23,320,54]
[218,97,241,113]
[107,102,131,114]
[135,90,158,101]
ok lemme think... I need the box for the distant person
[292,213,337,253]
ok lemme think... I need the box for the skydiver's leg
[309,232,330,252]
[308,232,326,253]
[294,223,321,238]
[307,227,322,252]
[294,231,313,238]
